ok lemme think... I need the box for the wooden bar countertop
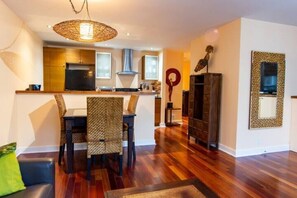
[15,90,156,95]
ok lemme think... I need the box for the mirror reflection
[260,62,278,95]
[258,62,278,119]
[249,51,285,129]
[258,95,277,119]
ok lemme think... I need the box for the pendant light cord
[69,0,91,19]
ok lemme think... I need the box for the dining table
[63,108,136,173]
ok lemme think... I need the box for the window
[96,52,111,79]
[143,55,159,80]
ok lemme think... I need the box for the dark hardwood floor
[19,117,297,197]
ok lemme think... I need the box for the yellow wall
[190,19,241,152]
[182,58,190,90]
[161,49,184,124]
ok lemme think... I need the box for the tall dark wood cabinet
[188,73,222,149]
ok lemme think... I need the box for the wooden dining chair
[54,94,86,165]
[123,94,139,161]
[86,97,123,179]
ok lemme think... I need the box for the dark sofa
[3,158,55,198]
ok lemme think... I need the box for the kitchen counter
[15,90,156,95]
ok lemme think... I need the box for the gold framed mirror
[249,51,285,129]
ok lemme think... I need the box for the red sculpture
[166,68,181,101]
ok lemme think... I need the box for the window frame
[143,55,159,80]
[95,52,112,79]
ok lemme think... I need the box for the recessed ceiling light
[126,32,130,36]
[47,25,52,29]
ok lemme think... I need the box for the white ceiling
[3,0,297,51]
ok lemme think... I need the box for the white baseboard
[16,146,58,156]
[17,140,156,155]
[122,139,156,147]
[158,121,183,128]
[159,122,166,128]
[173,119,183,124]
[218,144,236,157]
[290,144,297,152]
[219,143,290,157]
[17,143,88,155]
[135,140,156,146]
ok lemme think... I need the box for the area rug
[105,178,218,198]
[123,185,205,198]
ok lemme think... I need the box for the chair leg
[58,144,65,165]
[132,142,136,161]
[87,157,92,180]
[119,154,123,176]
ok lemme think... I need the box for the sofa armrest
[18,158,55,189]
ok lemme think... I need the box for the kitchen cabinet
[43,47,96,91]
[44,47,65,67]
[155,97,161,126]
[65,48,95,64]
[43,47,66,91]
[188,73,222,149]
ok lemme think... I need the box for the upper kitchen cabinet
[43,47,66,67]
[142,55,159,80]
[43,47,95,91]
[43,47,66,91]
[65,49,95,64]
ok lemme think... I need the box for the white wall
[190,18,297,156]
[290,99,297,152]
[0,1,43,146]
[190,19,241,153]
[15,93,155,154]
[236,18,297,156]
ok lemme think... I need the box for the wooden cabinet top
[44,47,96,65]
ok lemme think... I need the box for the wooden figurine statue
[194,45,214,73]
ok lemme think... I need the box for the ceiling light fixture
[53,0,117,43]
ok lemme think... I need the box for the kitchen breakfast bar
[14,90,156,159]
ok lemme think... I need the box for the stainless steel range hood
[117,49,138,75]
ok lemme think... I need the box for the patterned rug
[105,179,218,198]
[123,185,205,198]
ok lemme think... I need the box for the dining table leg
[65,120,74,173]
[125,116,135,167]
